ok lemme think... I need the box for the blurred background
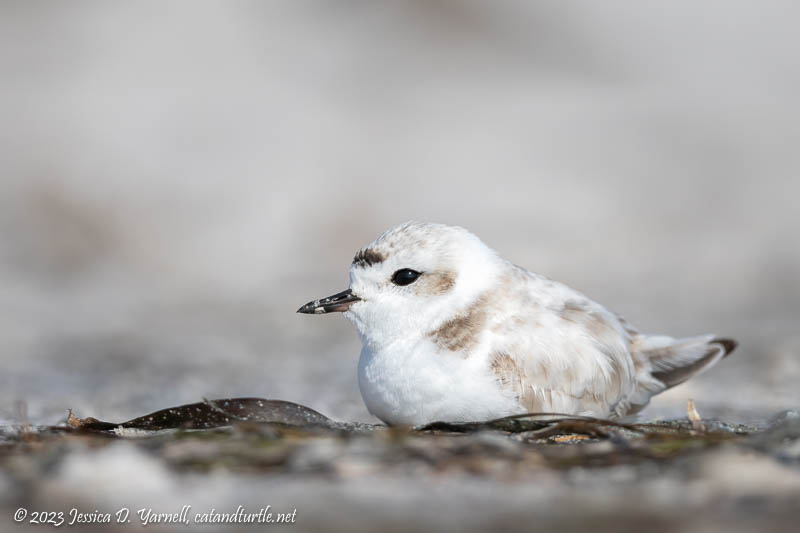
[1,0,798,427]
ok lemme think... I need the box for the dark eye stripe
[391,269,421,286]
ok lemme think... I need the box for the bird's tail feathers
[639,334,737,388]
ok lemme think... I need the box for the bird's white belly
[357,341,522,426]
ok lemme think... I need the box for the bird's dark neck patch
[428,292,489,354]
[352,248,385,268]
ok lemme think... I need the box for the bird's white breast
[357,337,521,426]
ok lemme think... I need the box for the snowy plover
[298,222,736,426]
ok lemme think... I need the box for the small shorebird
[298,222,736,426]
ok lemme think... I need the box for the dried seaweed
[58,399,756,448]
[67,398,337,432]
[5,399,792,479]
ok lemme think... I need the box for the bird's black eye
[391,269,421,286]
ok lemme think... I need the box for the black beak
[297,288,361,314]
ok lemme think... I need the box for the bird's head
[298,221,503,348]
